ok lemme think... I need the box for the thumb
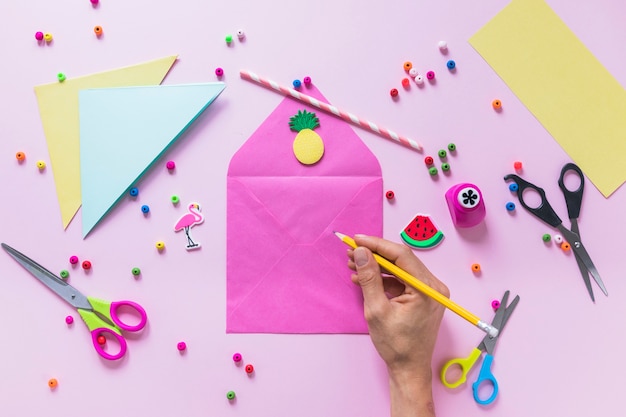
[353,247,388,311]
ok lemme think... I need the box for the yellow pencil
[335,232,499,338]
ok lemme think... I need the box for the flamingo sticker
[174,202,204,250]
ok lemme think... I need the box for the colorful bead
[57,73,66,82]
[561,242,571,251]
[542,233,551,242]
[424,156,434,165]
[303,76,312,85]
[16,152,26,162]
[236,30,245,40]
[35,32,44,41]
[508,183,519,192]
[401,78,410,88]
[44,33,53,43]
[141,205,150,214]
[94,26,103,36]
[227,391,236,400]
[156,241,165,250]
[131,267,141,276]
[69,255,79,264]
[166,160,176,170]
[446,60,456,70]
[385,190,395,200]
[48,379,58,389]
[97,335,106,345]
[426,71,435,80]
[90,0,99,4]
[513,161,522,170]
[65,315,74,325]
[82,260,92,270]
[171,195,180,204]
[505,202,516,211]
[553,234,563,244]
[471,263,481,272]
[245,364,254,374]
[215,67,224,77]
[492,99,502,110]
[177,342,187,351]
[225,35,233,43]
[403,61,413,71]
[428,167,438,176]
[408,68,418,78]
[438,40,448,51]
[232,352,242,362]
[292,79,302,89]
[129,187,139,197]
[390,88,399,98]
[438,149,447,158]
[491,300,500,310]
[59,270,69,279]
[414,75,424,85]
[447,143,456,152]
[441,163,450,172]
[36,160,46,170]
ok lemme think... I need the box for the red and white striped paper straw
[240,70,423,152]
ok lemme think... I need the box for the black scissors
[504,163,607,301]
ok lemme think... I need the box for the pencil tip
[333,231,346,240]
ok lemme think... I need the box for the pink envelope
[226,85,383,333]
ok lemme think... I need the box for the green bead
[441,163,450,171]
[57,73,66,82]
[131,267,141,276]
[428,167,438,176]
[225,34,233,43]
[171,195,180,204]
[226,390,236,400]
[448,143,456,152]
[542,233,551,242]
[59,270,69,279]
[438,149,447,158]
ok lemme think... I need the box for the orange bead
[471,263,481,273]
[492,99,502,110]
[94,26,103,36]
[48,378,58,389]
[561,242,571,251]
[403,61,413,71]
[15,152,25,162]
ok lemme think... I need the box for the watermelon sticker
[400,214,444,249]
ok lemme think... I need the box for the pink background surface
[1,1,625,416]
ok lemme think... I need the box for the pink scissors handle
[109,300,148,332]
[91,327,128,360]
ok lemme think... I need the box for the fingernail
[354,247,368,267]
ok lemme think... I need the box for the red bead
[513,161,522,170]
[385,191,395,200]
[245,364,254,374]
[82,260,92,270]
[97,335,106,345]
[401,78,410,88]
[390,88,399,98]
[424,156,434,165]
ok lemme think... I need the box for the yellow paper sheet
[34,55,178,228]
[470,0,626,197]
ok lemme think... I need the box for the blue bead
[129,187,139,197]
[505,202,516,211]
[508,183,519,192]
[292,79,302,88]
[446,60,456,70]
[141,205,150,214]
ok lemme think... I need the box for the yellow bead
[155,241,165,250]
[44,33,53,42]
[36,160,46,170]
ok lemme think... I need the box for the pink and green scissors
[440,290,519,405]
[2,243,147,360]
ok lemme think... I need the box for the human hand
[347,235,449,416]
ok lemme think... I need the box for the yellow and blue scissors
[504,162,607,301]
[441,290,520,405]
[2,243,147,360]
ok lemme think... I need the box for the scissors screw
[71,294,76,299]
[574,242,581,249]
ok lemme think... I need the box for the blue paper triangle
[79,83,225,237]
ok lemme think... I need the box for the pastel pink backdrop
[1,1,625,416]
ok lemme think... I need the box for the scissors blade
[480,291,520,354]
[1,243,92,310]
[556,226,608,296]
[570,220,595,302]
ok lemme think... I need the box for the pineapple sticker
[289,110,324,165]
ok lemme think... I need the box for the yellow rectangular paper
[470,0,626,197]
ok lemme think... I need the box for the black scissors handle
[503,174,563,228]
[557,163,584,220]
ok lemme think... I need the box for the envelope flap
[228,85,381,178]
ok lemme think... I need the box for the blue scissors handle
[504,174,563,228]
[472,354,499,405]
[557,163,584,220]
